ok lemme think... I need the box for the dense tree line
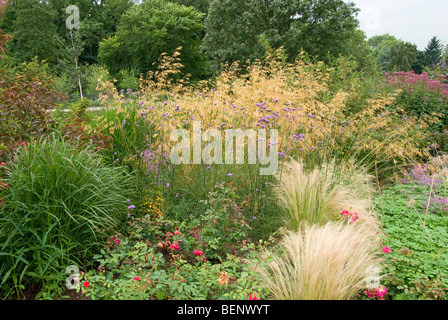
[0,0,445,97]
[368,34,444,73]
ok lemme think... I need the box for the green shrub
[16,58,52,82]
[52,73,77,97]
[0,134,136,299]
[92,100,160,169]
[117,68,140,92]
[76,202,269,300]
[68,98,92,120]
[85,65,111,97]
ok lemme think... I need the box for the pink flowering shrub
[384,71,448,135]
[385,71,448,98]
[75,211,266,300]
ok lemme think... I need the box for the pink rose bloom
[170,243,180,250]
[193,250,204,256]
[248,292,259,300]
[382,246,391,254]
[134,276,140,281]
[340,210,350,216]
[365,289,376,299]
[349,212,359,223]
[376,286,388,300]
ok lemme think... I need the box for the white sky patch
[347,0,448,50]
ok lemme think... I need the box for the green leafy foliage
[203,0,362,72]
[6,0,62,65]
[98,0,209,80]
[117,68,139,92]
[369,34,419,73]
[424,36,444,68]
[168,0,210,15]
[92,98,161,170]
[388,42,417,73]
[377,182,448,300]
[0,134,137,299]
[76,184,270,300]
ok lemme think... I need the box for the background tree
[57,27,86,99]
[203,0,361,73]
[167,0,209,41]
[2,0,134,68]
[367,33,397,50]
[0,0,10,18]
[412,50,425,74]
[167,0,209,15]
[368,35,399,72]
[98,0,209,80]
[388,42,417,72]
[423,36,443,68]
[369,34,421,73]
[5,0,62,66]
[82,0,133,64]
[341,28,375,70]
[47,0,133,65]
[202,0,259,72]
[423,43,448,79]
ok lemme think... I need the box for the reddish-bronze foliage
[60,118,112,153]
[0,74,66,143]
[0,29,13,58]
[0,29,67,150]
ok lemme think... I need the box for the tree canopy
[98,0,209,80]
[5,0,61,65]
[167,0,210,15]
[203,0,362,72]
[369,34,421,73]
[388,42,417,72]
[423,36,443,68]
[0,0,444,92]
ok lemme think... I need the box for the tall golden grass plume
[93,47,431,180]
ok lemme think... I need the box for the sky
[348,0,448,50]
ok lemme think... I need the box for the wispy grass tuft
[256,223,382,300]
[276,159,380,233]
